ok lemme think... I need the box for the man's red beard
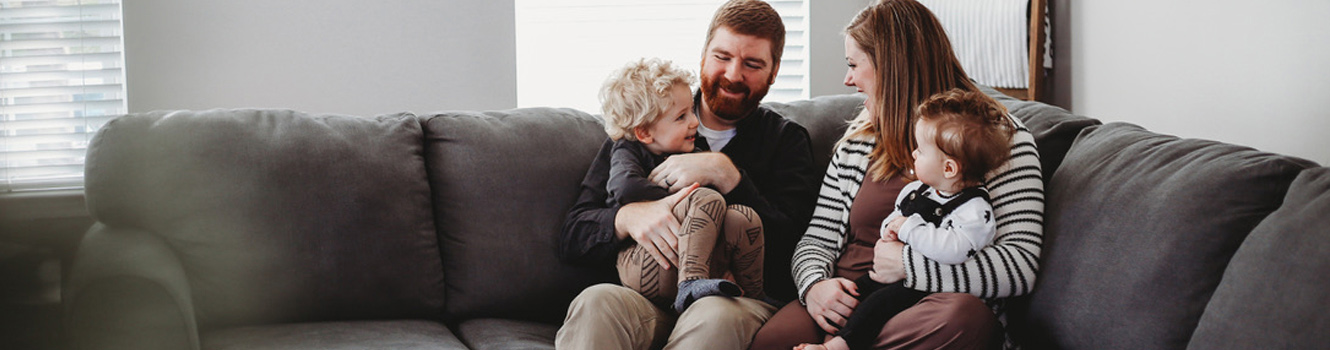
[701,72,770,122]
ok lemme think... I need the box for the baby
[799,88,1015,350]
[600,58,767,313]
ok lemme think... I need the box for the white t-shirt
[698,123,737,152]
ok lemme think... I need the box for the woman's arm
[789,138,875,333]
[791,138,872,302]
[900,118,1045,298]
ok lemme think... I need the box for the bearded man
[554,1,820,349]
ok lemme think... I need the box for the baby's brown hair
[915,89,1016,186]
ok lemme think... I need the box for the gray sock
[673,278,741,313]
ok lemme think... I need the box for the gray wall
[1048,0,1330,165]
[809,0,874,97]
[122,0,516,116]
[121,0,1330,165]
[124,0,861,115]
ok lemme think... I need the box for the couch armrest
[64,223,200,350]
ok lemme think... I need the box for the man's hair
[599,58,695,141]
[916,89,1015,186]
[840,0,990,182]
[704,0,785,65]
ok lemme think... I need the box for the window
[514,0,808,113]
[1,0,125,192]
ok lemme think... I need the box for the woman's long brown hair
[841,0,1000,182]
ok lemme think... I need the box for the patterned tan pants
[616,187,765,307]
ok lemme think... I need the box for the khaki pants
[556,283,778,350]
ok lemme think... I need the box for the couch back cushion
[84,109,445,328]
[983,86,1102,181]
[1187,166,1330,349]
[1010,122,1316,349]
[770,88,1103,182]
[763,94,863,171]
[421,107,615,323]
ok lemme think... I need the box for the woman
[749,1,1044,349]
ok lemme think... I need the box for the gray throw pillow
[1012,122,1315,350]
[1187,167,1330,349]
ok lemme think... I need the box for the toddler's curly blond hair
[599,58,696,141]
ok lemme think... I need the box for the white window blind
[514,0,808,113]
[1,0,125,192]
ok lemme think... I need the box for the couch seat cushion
[202,320,465,350]
[1187,167,1330,349]
[456,318,558,350]
[1012,122,1316,349]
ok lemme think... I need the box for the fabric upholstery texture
[985,85,1102,181]
[66,89,1327,350]
[763,94,863,172]
[83,109,445,327]
[202,320,466,350]
[1012,122,1316,349]
[65,225,197,350]
[421,107,616,324]
[1186,167,1330,349]
[455,318,559,350]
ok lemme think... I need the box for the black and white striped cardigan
[792,115,1044,309]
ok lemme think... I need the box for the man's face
[700,26,777,124]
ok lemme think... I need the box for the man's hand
[804,278,859,333]
[649,152,741,194]
[613,183,699,270]
[869,239,907,284]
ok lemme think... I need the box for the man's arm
[557,139,624,266]
[718,120,822,301]
[645,115,819,302]
[650,152,740,194]
[725,124,819,246]
[559,139,689,269]
[649,123,818,237]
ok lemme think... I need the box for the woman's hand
[614,183,699,269]
[804,278,860,333]
[869,239,907,284]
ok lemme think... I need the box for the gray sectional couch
[65,87,1329,350]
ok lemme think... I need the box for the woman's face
[843,35,878,114]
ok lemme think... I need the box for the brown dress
[748,176,1000,350]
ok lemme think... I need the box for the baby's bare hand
[880,216,907,241]
[880,230,898,242]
